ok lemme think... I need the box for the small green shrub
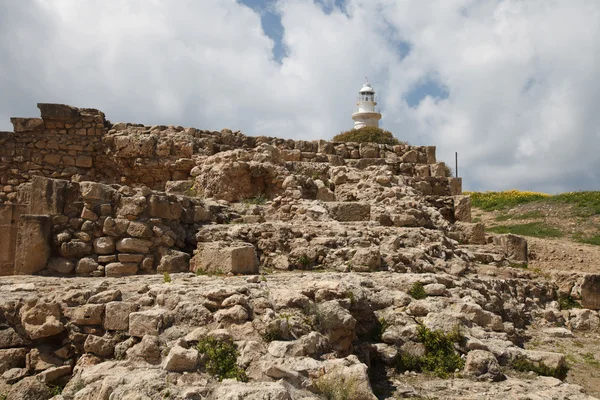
[408,282,427,300]
[371,317,389,342]
[50,385,64,396]
[163,272,172,283]
[298,254,311,269]
[511,357,568,380]
[0,393,7,400]
[395,325,465,378]
[243,194,268,205]
[333,126,404,146]
[487,222,563,238]
[196,336,248,382]
[582,352,600,368]
[558,296,581,310]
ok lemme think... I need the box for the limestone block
[163,345,198,372]
[127,221,152,238]
[118,254,144,263]
[29,176,67,215]
[582,275,600,310]
[165,180,193,195]
[425,146,436,164]
[104,301,138,331]
[64,305,104,327]
[453,222,486,245]
[37,365,72,384]
[38,103,81,120]
[19,302,64,339]
[315,180,335,202]
[454,195,472,222]
[0,327,26,349]
[126,335,161,364]
[449,177,462,196]
[103,217,130,236]
[105,262,138,277]
[129,309,167,337]
[59,240,92,258]
[351,248,381,272]
[10,117,45,132]
[116,238,152,253]
[191,241,258,275]
[194,205,213,222]
[157,249,190,273]
[359,143,379,158]
[79,181,115,201]
[325,202,371,222]
[47,258,74,275]
[498,234,528,263]
[0,348,27,374]
[114,134,156,158]
[465,350,503,382]
[75,155,93,168]
[84,335,114,358]
[148,195,182,220]
[7,376,52,400]
[117,196,147,217]
[93,237,115,254]
[15,215,52,275]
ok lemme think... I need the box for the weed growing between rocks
[558,295,582,310]
[243,194,268,205]
[408,282,427,300]
[396,325,465,378]
[333,126,404,146]
[163,272,172,283]
[487,222,563,238]
[511,357,569,380]
[196,336,248,382]
[314,372,371,400]
[371,317,389,342]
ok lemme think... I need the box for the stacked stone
[0,104,106,203]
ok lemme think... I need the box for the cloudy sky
[1,0,599,192]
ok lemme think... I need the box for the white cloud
[1,0,599,192]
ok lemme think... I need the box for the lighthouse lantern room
[352,79,382,130]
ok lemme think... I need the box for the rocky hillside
[0,104,598,400]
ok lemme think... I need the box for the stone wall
[0,103,461,201]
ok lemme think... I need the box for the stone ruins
[0,104,598,399]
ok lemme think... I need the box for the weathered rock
[104,301,138,331]
[317,300,356,355]
[126,334,161,364]
[105,262,138,277]
[20,302,64,339]
[465,350,504,382]
[93,237,116,254]
[65,304,104,325]
[6,376,52,400]
[84,335,114,357]
[157,249,190,273]
[76,257,99,274]
[326,202,371,221]
[0,348,27,373]
[498,234,528,263]
[88,289,121,304]
[14,215,52,275]
[129,309,167,337]
[192,241,258,275]
[162,345,198,372]
[47,257,74,275]
[581,274,600,310]
[36,365,72,384]
[116,238,153,253]
[0,327,26,349]
[351,248,381,272]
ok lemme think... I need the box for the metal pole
[455,152,458,178]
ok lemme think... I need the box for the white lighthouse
[352,79,382,129]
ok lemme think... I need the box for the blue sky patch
[239,0,287,62]
[405,77,449,107]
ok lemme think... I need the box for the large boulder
[6,376,52,400]
[162,345,198,372]
[581,274,600,310]
[464,350,504,382]
[191,241,258,275]
[317,300,356,356]
[14,215,52,275]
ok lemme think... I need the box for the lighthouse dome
[359,83,375,93]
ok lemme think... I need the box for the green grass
[512,357,568,380]
[196,336,248,382]
[466,190,549,211]
[243,194,268,205]
[558,296,581,310]
[573,234,600,246]
[549,191,600,216]
[487,222,563,238]
[333,126,405,145]
[408,282,427,300]
[582,352,600,368]
[395,325,465,378]
[496,210,545,222]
